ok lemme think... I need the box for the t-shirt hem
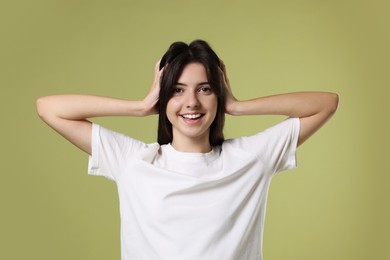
[285,117,300,170]
[88,123,99,175]
[87,123,115,181]
[273,117,300,175]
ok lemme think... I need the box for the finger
[219,59,226,72]
[218,68,225,83]
[157,64,166,80]
[218,67,229,84]
[155,60,161,73]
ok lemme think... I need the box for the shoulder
[221,118,300,174]
[222,118,300,156]
[260,117,300,140]
[92,123,158,156]
[226,118,299,143]
[93,123,143,142]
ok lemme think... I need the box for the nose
[185,91,200,109]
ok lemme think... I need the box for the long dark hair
[157,40,226,146]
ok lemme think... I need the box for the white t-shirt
[88,118,300,260]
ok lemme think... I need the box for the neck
[171,138,212,153]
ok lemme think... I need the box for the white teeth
[182,114,201,119]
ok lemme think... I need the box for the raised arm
[36,61,163,154]
[220,62,339,146]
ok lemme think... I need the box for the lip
[179,113,205,124]
[180,113,203,118]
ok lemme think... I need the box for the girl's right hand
[142,60,164,115]
[219,60,238,115]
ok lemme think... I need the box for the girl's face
[166,62,218,151]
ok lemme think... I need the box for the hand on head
[143,60,165,115]
[218,59,237,115]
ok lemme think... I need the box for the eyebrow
[175,82,210,86]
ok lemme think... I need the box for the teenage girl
[37,40,338,260]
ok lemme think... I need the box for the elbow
[328,92,339,114]
[320,92,339,118]
[36,96,52,120]
[36,97,44,118]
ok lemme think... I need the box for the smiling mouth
[180,113,204,119]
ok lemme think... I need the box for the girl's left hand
[219,60,238,115]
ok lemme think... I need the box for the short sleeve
[227,117,300,176]
[88,123,147,181]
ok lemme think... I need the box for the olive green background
[1,0,389,259]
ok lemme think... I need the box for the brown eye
[172,87,183,93]
[198,87,213,93]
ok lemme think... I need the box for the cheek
[166,99,179,123]
[204,96,218,122]
[209,96,218,114]
[166,98,179,114]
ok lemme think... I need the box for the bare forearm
[36,94,150,121]
[228,92,339,118]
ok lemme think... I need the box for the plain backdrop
[1,0,389,259]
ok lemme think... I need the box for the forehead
[177,62,208,84]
